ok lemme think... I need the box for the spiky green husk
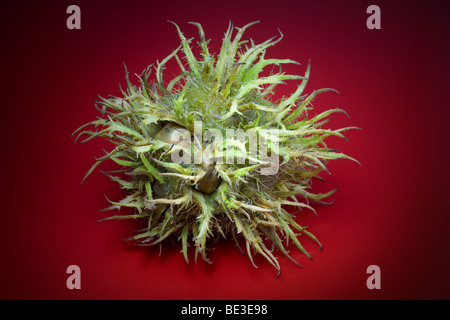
[74,21,358,277]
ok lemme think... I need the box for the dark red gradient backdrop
[1,0,449,300]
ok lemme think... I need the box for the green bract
[74,21,358,277]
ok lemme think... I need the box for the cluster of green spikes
[73,21,358,277]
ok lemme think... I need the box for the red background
[1,0,449,299]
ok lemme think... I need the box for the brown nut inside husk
[154,122,221,194]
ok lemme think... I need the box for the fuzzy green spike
[188,22,210,59]
[156,44,183,86]
[168,21,200,77]
[74,22,358,277]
